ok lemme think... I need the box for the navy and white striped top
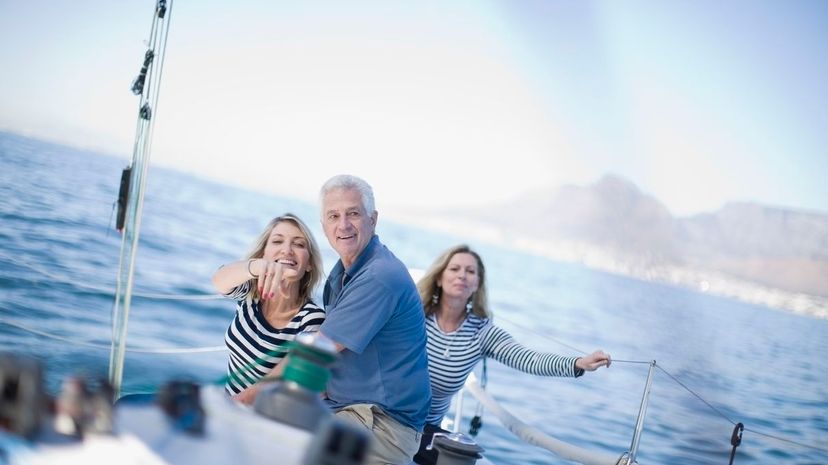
[223,281,326,395]
[425,312,581,424]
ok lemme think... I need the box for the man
[318,174,431,465]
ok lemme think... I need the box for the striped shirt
[223,281,326,395]
[425,312,581,424]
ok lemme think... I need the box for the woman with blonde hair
[212,213,325,404]
[413,244,611,465]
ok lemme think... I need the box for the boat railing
[454,373,633,465]
[452,371,642,465]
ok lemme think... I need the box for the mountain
[393,174,828,317]
[495,175,828,297]
[678,202,828,296]
[477,175,679,260]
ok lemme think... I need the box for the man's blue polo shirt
[320,235,431,431]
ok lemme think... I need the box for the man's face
[321,187,377,267]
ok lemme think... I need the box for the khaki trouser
[335,403,421,465]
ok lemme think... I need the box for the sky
[1,0,826,216]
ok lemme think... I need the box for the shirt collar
[341,234,379,277]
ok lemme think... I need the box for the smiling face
[321,187,377,268]
[262,220,312,280]
[438,252,480,301]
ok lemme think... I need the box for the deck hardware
[728,422,744,465]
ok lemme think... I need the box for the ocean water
[1,131,826,465]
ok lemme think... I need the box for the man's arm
[320,331,346,352]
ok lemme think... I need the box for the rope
[0,318,225,354]
[463,373,625,465]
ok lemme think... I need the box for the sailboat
[3,2,827,465]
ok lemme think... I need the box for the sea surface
[1,131,826,465]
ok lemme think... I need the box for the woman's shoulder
[465,313,491,331]
[295,300,325,328]
[300,299,325,314]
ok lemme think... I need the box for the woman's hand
[233,363,286,405]
[258,259,290,300]
[575,350,612,371]
[233,385,260,405]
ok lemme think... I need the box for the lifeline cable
[495,312,828,455]
[0,252,223,301]
[0,317,224,354]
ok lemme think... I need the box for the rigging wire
[654,364,738,425]
[0,317,224,354]
[0,252,223,301]
[109,0,177,398]
[494,312,593,355]
[653,365,828,455]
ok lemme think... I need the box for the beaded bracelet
[247,258,259,279]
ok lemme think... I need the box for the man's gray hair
[319,174,376,215]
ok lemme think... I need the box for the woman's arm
[481,325,609,377]
[233,359,288,405]
[212,258,267,294]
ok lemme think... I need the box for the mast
[109,0,174,399]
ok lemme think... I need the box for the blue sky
[1,0,826,216]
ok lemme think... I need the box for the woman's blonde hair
[245,213,323,302]
[417,244,490,319]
